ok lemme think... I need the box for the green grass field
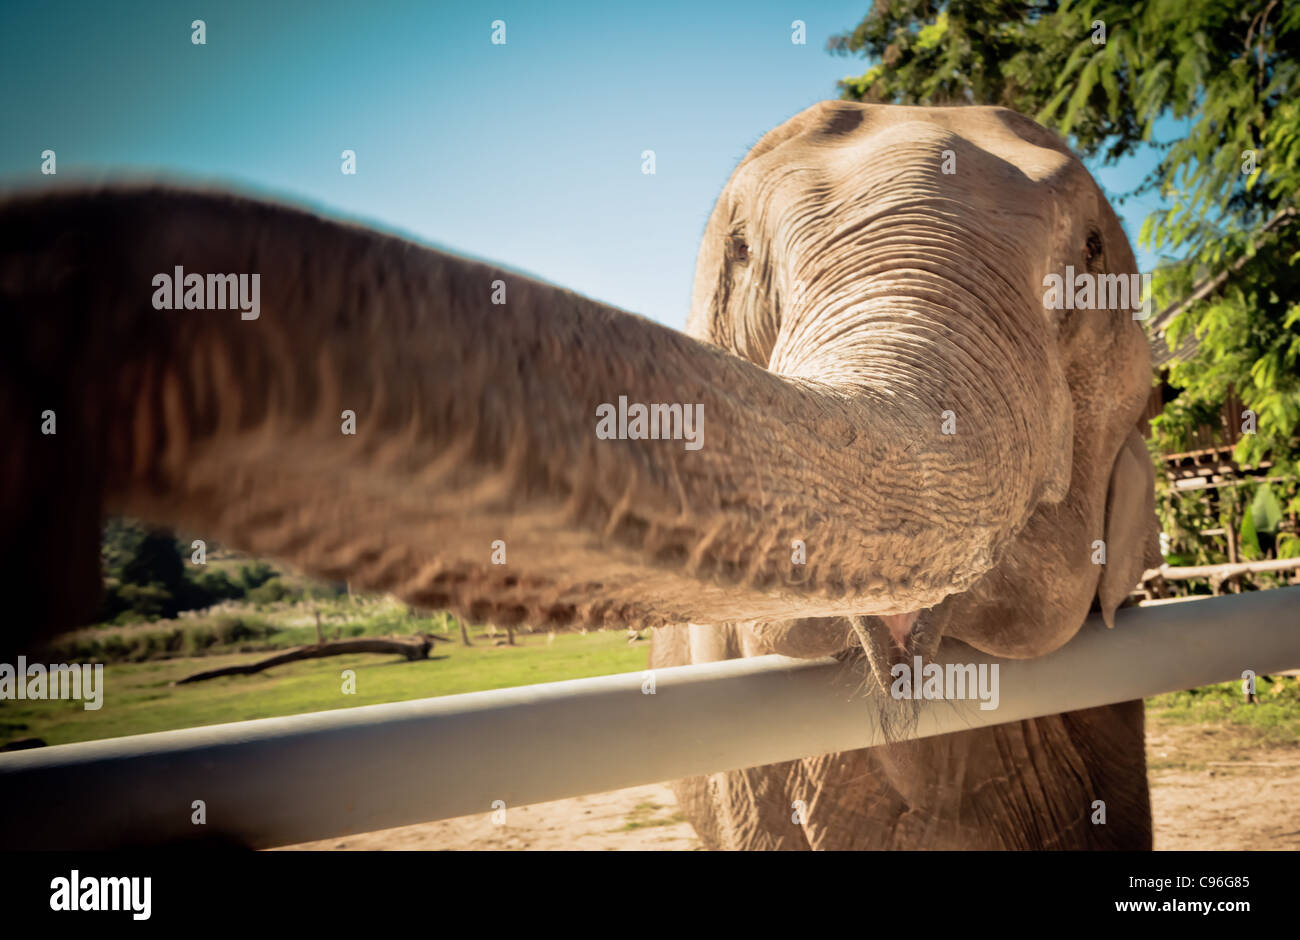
[1145,676,1300,745]
[3,606,1296,751]
[0,630,649,747]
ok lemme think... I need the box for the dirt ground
[281,722,1298,851]
[1146,722,1300,850]
[281,783,701,851]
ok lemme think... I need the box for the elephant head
[686,102,1162,686]
[0,102,1159,685]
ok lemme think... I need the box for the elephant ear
[1097,427,1163,627]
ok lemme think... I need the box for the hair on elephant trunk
[849,611,947,739]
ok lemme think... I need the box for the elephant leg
[946,699,1152,849]
[651,624,808,849]
[670,765,812,850]
[800,699,1151,850]
[1053,699,1152,849]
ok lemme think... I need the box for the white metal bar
[1,588,1297,849]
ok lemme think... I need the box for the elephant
[0,100,1161,850]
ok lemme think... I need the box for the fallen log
[174,635,437,685]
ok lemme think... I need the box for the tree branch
[1151,206,1297,334]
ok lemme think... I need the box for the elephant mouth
[849,609,945,694]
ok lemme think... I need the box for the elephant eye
[1084,229,1104,273]
[726,233,751,265]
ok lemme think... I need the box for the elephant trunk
[710,200,1079,664]
[2,187,1068,646]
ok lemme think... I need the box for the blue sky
[0,0,1171,327]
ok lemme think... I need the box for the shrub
[113,583,171,621]
[246,577,302,606]
[238,561,277,592]
[212,614,272,645]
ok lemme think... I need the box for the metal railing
[1,588,1297,850]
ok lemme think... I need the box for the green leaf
[1251,483,1284,535]
[1239,507,1261,560]
[915,10,949,52]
